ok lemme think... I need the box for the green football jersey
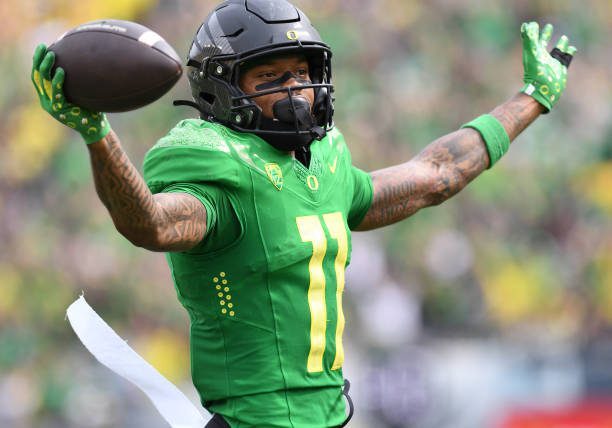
[143,119,372,419]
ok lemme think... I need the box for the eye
[297,68,309,77]
[258,71,277,79]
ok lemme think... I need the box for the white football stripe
[66,296,209,428]
[139,30,164,47]
[56,31,68,42]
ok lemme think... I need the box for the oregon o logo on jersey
[307,175,319,191]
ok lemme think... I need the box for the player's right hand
[31,44,111,144]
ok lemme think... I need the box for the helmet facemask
[237,50,333,146]
[178,47,333,151]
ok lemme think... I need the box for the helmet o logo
[287,30,299,40]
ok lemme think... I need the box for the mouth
[273,95,314,129]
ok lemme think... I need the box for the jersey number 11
[296,212,348,373]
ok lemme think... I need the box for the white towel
[66,295,210,428]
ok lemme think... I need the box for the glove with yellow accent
[520,22,576,112]
[31,44,111,144]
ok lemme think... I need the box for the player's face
[239,54,315,119]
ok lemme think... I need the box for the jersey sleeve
[162,183,243,254]
[143,119,244,253]
[143,119,241,194]
[347,165,373,230]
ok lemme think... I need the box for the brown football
[49,19,183,112]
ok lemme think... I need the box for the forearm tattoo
[357,93,544,230]
[87,130,207,251]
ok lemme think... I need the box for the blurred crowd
[0,0,610,427]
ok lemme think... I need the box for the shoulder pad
[144,120,241,193]
[151,119,232,152]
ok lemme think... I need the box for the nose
[280,72,301,87]
[286,77,304,95]
[267,72,303,97]
[286,73,300,83]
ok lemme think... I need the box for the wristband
[73,112,112,144]
[461,114,510,168]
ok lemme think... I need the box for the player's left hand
[520,22,576,112]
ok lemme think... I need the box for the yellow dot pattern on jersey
[212,272,235,316]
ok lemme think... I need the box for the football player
[31,0,576,426]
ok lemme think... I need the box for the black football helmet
[176,0,334,151]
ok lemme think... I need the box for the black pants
[205,414,230,428]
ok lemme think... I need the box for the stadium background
[1,0,611,426]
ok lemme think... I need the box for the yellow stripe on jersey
[296,215,328,373]
[323,213,348,370]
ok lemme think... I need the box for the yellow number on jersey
[296,213,348,373]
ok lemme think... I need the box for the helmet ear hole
[200,92,216,107]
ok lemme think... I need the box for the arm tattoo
[87,130,207,251]
[356,93,545,231]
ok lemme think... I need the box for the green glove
[31,44,111,144]
[520,22,576,112]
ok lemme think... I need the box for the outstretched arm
[356,93,542,230]
[356,22,575,231]
[31,44,207,252]
[88,130,207,252]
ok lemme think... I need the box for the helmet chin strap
[175,69,327,151]
[255,95,325,152]
[257,116,315,152]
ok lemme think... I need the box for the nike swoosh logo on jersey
[329,157,338,174]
